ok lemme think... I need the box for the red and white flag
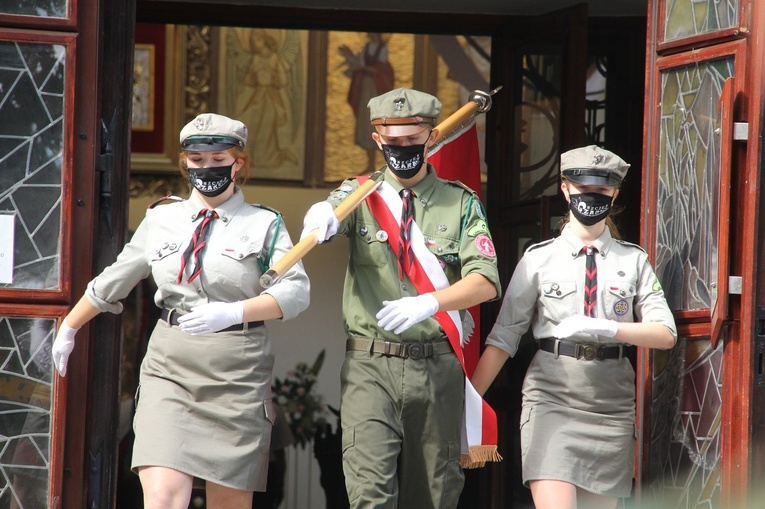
[428,120,482,375]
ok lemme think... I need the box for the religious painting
[132,43,155,131]
[217,27,309,181]
[324,31,414,182]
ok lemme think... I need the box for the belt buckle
[579,344,598,360]
[408,343,423,360]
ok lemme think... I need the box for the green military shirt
[327,165,501,342]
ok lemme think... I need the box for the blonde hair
[178,146,251,186]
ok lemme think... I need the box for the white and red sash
[358,176,501,468]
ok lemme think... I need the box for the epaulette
[614,238,647,253]
[248,203,281,216]
[525,238,555,254]
[148,195,184,209]
[446,179,479,195]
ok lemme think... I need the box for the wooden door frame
[638,1,765,507]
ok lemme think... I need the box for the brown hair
[178,146,251,186]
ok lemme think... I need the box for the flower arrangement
[273,349,328,448]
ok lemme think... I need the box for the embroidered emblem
[475,234,496,257]
[426,238,436,246]
[376,230,388,242]
[652,278,663,291]
[474,201,485,219]
[395,98,405,111]
[614,299,629,316]
[467,219,490,237]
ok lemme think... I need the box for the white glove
[52,320,79,377]
[376,293,439,334]
[177,301,244,335]
[301,201,338,243]
[553,315,618,339]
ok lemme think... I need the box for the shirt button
[222,217,229,223]
[401,284,408,291]
[238,253,244,259]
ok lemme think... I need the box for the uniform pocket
[603,280,637,321]
[519,406,533,458]
[350,222,390,268]
[539,279,577,320]
[341,426,361,503]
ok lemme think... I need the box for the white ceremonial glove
[177,301,244,335]
[552,315,618,339]
[300,201,339,243]
[376,293,440,334]
[52,321,80,377]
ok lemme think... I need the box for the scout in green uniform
[471,146,677,509]
[52,113,310,509]
[301,88,501,509]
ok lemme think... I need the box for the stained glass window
[664,0,739,42]
[0,316,54,507]
[0,0,67,18]
[0,41,65,291]
[653,57,733,311]
[646,338,722,508]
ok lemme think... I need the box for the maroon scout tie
[583,245,598,317]
[398,189,415,280]
[177,209,219,284]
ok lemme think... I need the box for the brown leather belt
[161,308,263,332]
[537,337,625,361]
[346,336,452,360]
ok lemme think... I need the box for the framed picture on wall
[130,24,185,173]
[216,27,310,181]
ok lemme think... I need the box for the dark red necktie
[398,189,415,280]
[177,209,218,284]
[583,245,598,317]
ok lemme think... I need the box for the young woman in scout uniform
[300,88,501,509]
[52,113,310,509]
[471,145,676,509]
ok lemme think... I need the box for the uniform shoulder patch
[614,239,647,254]
[524,238,555,254]
[148,195,184,209]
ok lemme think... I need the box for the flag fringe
[460,446,503,469]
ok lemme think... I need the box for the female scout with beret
[52,113,310,509]
[471,145,676,509]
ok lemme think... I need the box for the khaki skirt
[131,320,275,491]
[520,349,636,497]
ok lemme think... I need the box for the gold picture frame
[130,24,185,173]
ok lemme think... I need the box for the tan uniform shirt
[486,224,676,356]
[85,187,309,320]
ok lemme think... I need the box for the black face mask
[188,164,233,197]
[569,192,613,226]
[381,144,426,180]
